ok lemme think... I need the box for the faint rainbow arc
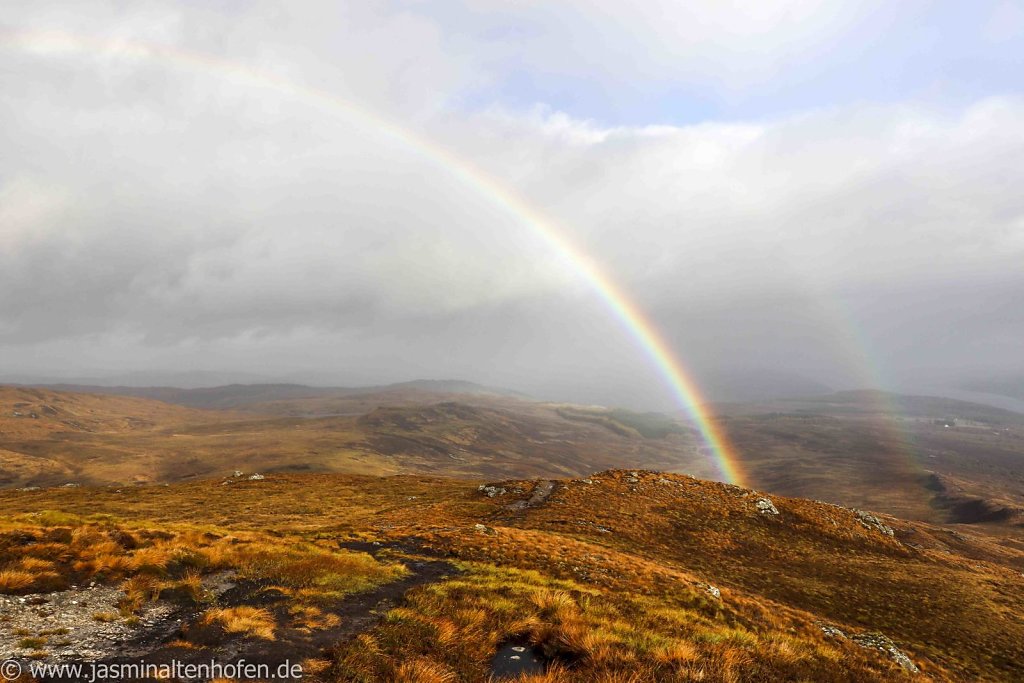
[0,28,747,487]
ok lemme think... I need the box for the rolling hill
[0,386,715,489]
[2,470,1023,680]
[2,384,1024,679]
[2,384,1023,535]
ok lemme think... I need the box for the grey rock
[477,484,507,498]
[852,632,919,673]
[819,623,847,639]
[756,498,780,516]
[855,510,895,537]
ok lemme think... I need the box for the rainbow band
[0,28,746,487]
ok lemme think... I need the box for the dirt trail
[38,543,456,682]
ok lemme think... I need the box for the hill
[713,389,1024,425]
[0,386,715,489]
[2,470,1022,680]
[962,376,1024,402]
[29,380,521,412]
[3,384,1024,535]
[711,390,1024,526]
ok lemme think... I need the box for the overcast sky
[1,1,1022,408]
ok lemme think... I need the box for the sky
[1,1,1023,409]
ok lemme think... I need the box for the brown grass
[200,607,276,640]
[2,469,1023,680]
[0,570,35,593]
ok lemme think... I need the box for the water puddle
[489,641,547,679]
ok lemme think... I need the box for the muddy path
[36,543,457,682]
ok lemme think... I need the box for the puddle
[490,641,547,679]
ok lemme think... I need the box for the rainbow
[0,28,747,487]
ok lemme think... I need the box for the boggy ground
[1,471,1023,681]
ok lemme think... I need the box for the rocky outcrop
[818,623,918,674]
[852,632,919,673]
[854,510,894,537]
[478,484,507,498]
[756,497,780,516]
[0,584,181,661]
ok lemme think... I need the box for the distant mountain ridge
[961,376,1024,402]
[5,379,524,410]
[712,389,1024,423]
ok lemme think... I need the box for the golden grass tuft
[0,569,35,593]
[391,658,457,683]
[200,607,276,640]
[119,574,162,614]
[17,636,47,649]
[17,557,57,573]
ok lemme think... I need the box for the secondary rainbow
[0,28,748,487]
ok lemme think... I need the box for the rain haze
[2,1,1023,411]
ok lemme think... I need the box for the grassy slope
[3,472,1023,680]
[4,385,1024,533]
[722,412,1024,525]
[0,388,712,489]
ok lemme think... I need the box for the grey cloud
[1,1,1022,409]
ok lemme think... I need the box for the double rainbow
[0,28,746,487]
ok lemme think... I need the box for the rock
[855,510,895,537]
[17,486,40,492]
[477,485,507,498]
[852,632,919,673]
[702,584,721,599]
[575,520,613,534]
[62,483,80,488]
[248,473,265,481]
[473,523,495,535]
[232,470,244,477]
[819,623,847,639]
[756,498,780,516]
[581,479,593,485]
[0,583,179,662]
